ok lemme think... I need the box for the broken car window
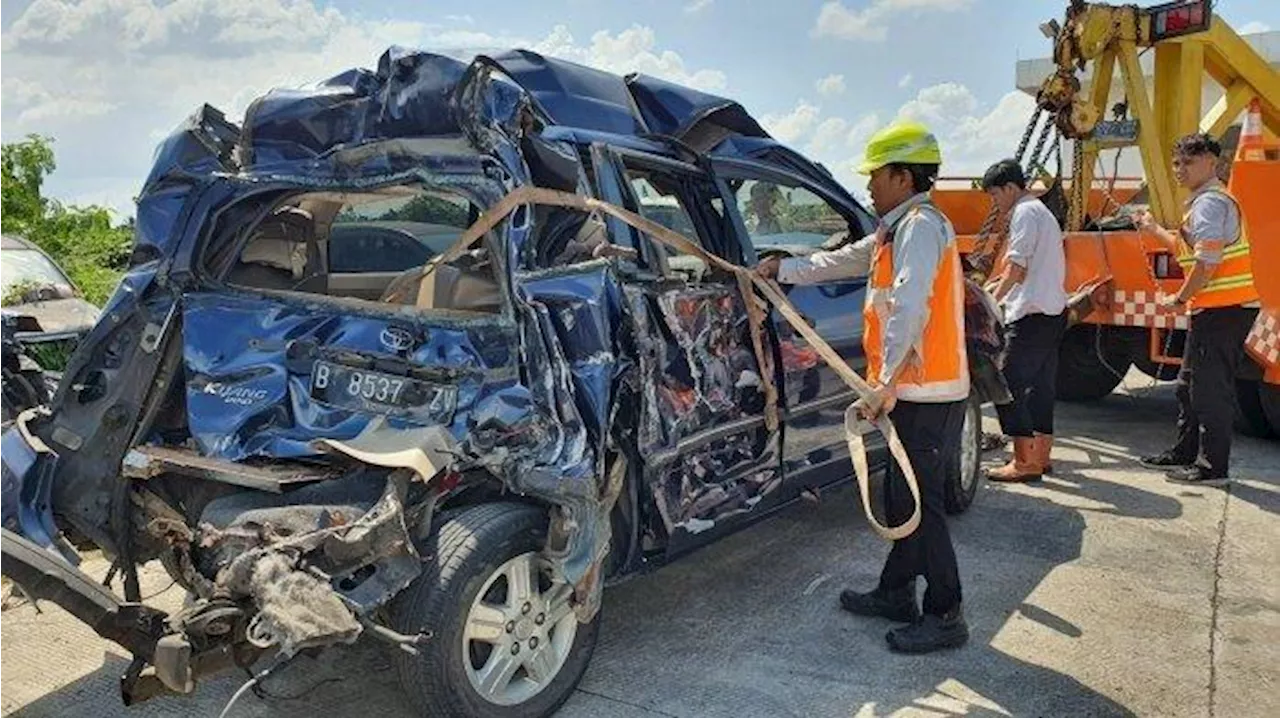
[221,185,500,313]
[624,169,713,282]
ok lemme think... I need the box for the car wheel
[1233,379,1276,439]
[389,502,599,718]
[1056,325,1129,401]
[945,397,982,515]
[1260,382,1280,439]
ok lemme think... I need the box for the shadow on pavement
[15,389,1221,718]
[6,470,1139,718]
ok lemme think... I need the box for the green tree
[1,135,133,305]
[1,134,56,234]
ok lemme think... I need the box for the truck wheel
[389,503,599,718]
[945,398,982,515]
[1233,379,1275,438]
[1261,383,1280,438]
[1056,326,1129,401]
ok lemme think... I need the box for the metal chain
[1068,137,1086,231]
[1014,107,1044,165]
[969,107,1048,281]
[1026,116,1056,177]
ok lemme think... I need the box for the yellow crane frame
[1058,4,1280,230]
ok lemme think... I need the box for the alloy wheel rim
[461,551,578,706]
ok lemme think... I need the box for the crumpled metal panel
[623,285,766,451]
[182,292,525,461]
[242,48,476,168]
[619,282,781,536]
[655,432,780,534]
[515,266,624,449]
[482,50,648,136]
[625,73,768,141]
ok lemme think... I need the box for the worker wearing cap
[758,120,970,653]
[981,159,1067,483]
[1135,133,1259,484]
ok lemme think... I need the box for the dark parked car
[0,48,1002,718]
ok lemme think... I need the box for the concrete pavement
[3,371,1278,717]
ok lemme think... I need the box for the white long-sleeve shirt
[777,192,953,386]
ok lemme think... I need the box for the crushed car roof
[138,46,871,255]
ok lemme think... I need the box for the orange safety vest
[1176,185,1259,310]
[863,202,969,403]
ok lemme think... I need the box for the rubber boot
[985,437,1042,483]
[1035,434,1054,474]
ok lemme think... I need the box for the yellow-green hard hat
[856,120,942,174]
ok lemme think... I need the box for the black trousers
[996,312,1067,437]
[877,399,966,616]
[1171,306,1258,478]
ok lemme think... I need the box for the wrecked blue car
[0,48,1002,717]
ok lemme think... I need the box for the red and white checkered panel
[1111,290,1189,330]
[1246,307,1280,370]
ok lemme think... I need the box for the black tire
[389,502,599,718]
[1234,379,1277,438]
[1056,325,1129,401]
[945,397,983,515]
[1261,383,1280,439]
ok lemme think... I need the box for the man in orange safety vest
[758,120,970,654]
[1136,132,1259,484]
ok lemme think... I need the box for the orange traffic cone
[1236,98,1264,163]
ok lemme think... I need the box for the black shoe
[1140,450,1194,469]
[839,585,919,623]
[1165,465,1228,485]
[886,608,969,654]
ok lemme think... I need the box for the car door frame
[591,142,788,559]
[709,156,887,495]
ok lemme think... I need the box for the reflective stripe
[897,372,970,403]
[863,201,968,403]
[1177,187,1258,310]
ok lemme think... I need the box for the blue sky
[2,0,1276,217]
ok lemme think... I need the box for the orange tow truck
[935,0,1280,436]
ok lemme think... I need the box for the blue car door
[712,158,883,496]
[593,144,786,557]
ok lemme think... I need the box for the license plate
[309,360,456,423]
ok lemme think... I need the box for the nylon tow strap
[409,185,921,541]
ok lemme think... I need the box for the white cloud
[534,25,727,91]
[684,0,714,14]
[445,14,475,25]
[815,73,846,96]
[1238,21,1271,35]
[897,82,979,126]
[845,113,881,149]
[4,0,348,56]
[4,78,48,107]
[894,87,1037,174]
[773,83,1038,192]
[804,117,849,157]
[813,0,974,42]
[898,73,913,88]
[2,2,727,216]
[760,101,821,144]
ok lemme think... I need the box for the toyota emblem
[380,326,415,352]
